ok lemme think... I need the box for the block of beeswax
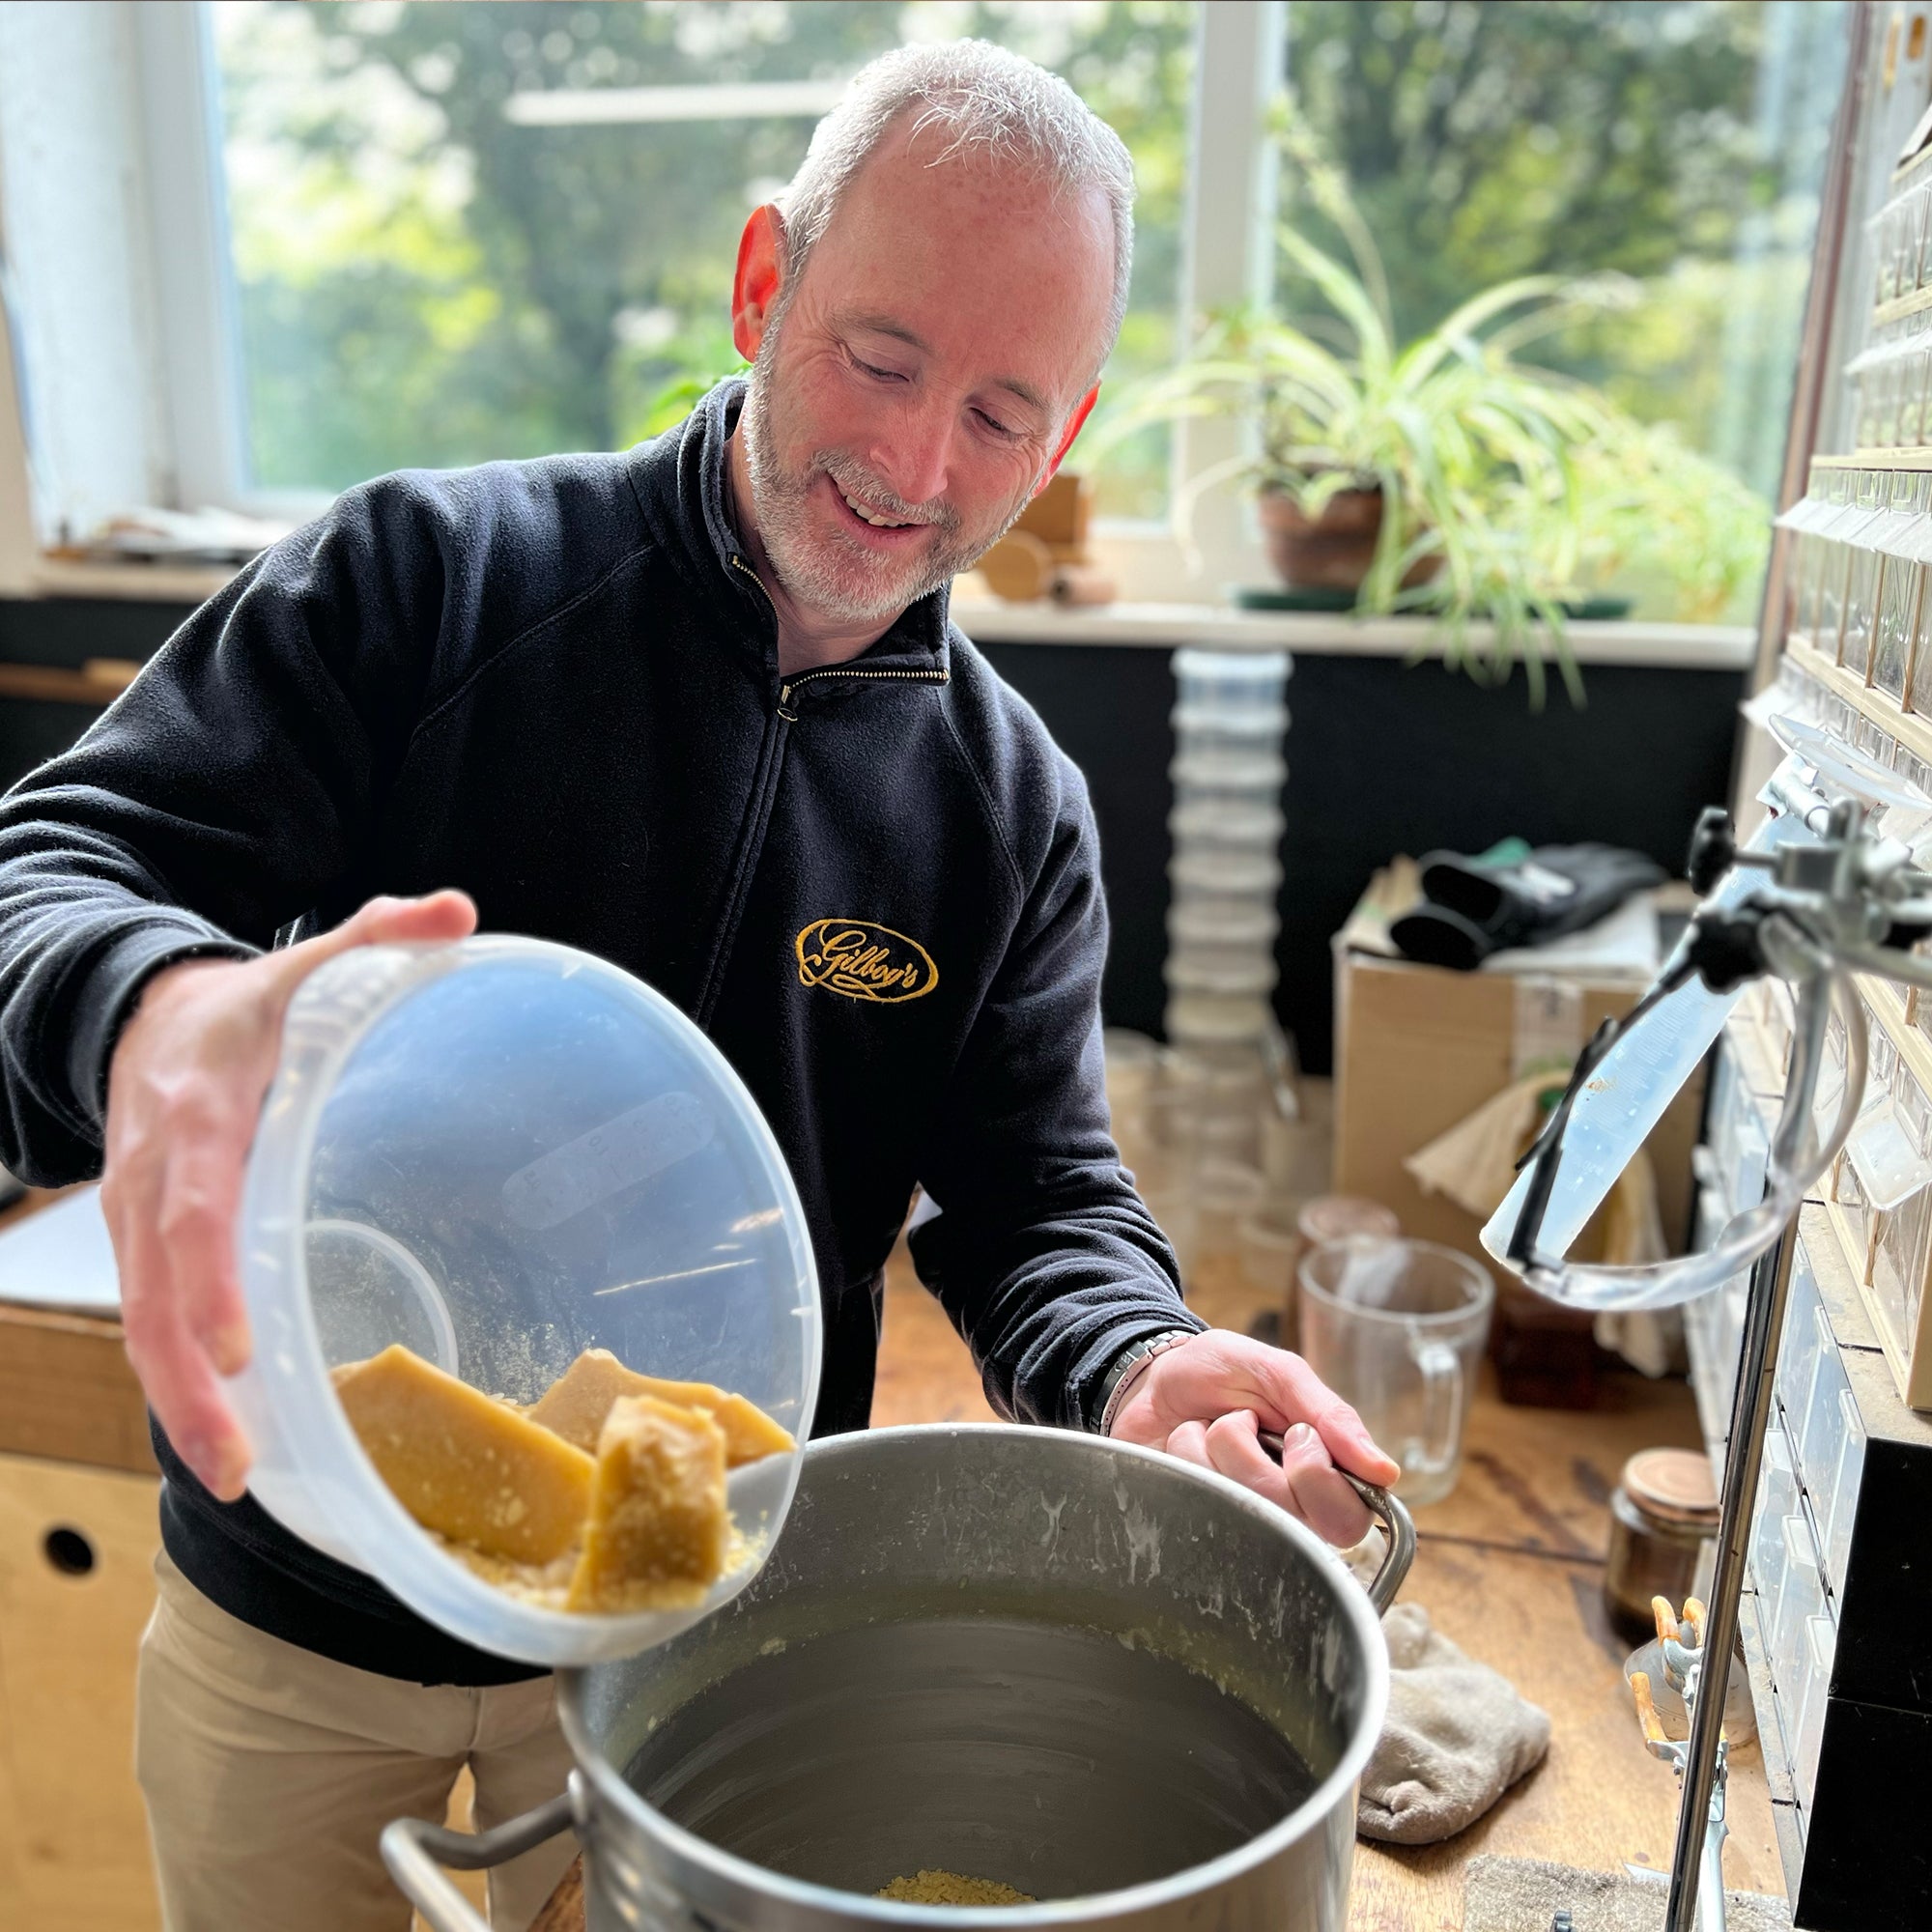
[565,1394,728,1613]
[528,1348,793,1466]
[334,1345,595,1565]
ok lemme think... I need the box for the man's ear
[1032,384,1101,497]
[732,206,786,361]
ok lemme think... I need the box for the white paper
[0,1184,120,1313]
[1481,893,1661,981]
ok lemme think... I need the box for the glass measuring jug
[1298,1238,1493,1507]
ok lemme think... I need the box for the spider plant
[1092,106,1650,706]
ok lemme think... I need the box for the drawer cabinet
[0,1453,160,1932]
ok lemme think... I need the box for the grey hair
[773,40,1136,389]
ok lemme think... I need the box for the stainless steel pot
[385,1423,1411,1931]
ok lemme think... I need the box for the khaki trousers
[134,1551,576,1932]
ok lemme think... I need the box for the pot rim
[558,1421,1391,1926]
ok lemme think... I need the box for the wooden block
[0,1305,154,1475]
[1012,472,1091,553]
[977,529,1055,602]
[0,1452,161,1932]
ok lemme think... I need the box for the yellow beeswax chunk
[333,1345,594,1566]
[527,1348,794,1467]
[564,1394,728,1614]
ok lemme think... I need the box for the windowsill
[951,595,1758,670]
[17,556,238,604]
[5,558,1758,674]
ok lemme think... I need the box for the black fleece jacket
[0,381,1199,1684]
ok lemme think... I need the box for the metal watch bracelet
[1094,1328,1197,1437]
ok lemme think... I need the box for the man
[0,39,1395,1931]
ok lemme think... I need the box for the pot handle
[381,1788,575,1932]
[1259,1431,1416,1616]
[1340,1474,1415,1616]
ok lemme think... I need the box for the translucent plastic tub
[228,937,821,1666]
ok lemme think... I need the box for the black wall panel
[0,599,1744,1073]
[985,639,1744,1072]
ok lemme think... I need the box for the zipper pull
[777,682,799,724]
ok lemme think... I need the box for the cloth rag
[1462,1854,1792,1931]
[1357,1601,1551,1844]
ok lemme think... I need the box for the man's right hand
[102,891,477,1500]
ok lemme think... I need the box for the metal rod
[1663,1223,1800,1932]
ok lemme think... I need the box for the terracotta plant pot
[1256,484,1438,594]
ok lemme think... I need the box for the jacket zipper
[695,555,948,1023]
[777,660,952,722]
[729,553,951,719]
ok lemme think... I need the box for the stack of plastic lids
[1165,648,1290,1056]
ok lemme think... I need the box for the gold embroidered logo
[795,919,939,1004]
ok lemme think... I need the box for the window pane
[1282,0,1848,623]
[208,0,1196,517]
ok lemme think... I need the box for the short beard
[741,317,1037,626]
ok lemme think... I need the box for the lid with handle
[227,935,822,1666]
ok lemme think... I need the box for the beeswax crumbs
[876,1872,1034,1906]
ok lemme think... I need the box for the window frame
[131,0,1283,594]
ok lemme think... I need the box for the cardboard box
[1332,893,1705,1272]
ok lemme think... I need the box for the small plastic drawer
[1691,1180,1729,1255]
[1751,1421,1800,1606]
[1761,979,1797,1079]
[1730,1104,1769,1217]
[1707,1043,1739,1171]
[1765,1664,1796,1789]
[1791,1611,1839,1817]
[1771,1513,1826,1692]
[1776,1257,1823,1435]
[1707,1044,1770,1218]
[1832,1151,1873,1268]
[1797,1304,1851,1512]
[1824,1385,1867,1595]
[1790,1236,1819,1322]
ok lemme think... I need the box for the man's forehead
[801,129,1116,404]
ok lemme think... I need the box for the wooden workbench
[0,1179,1783,1931]
[532,1249,1782,1932]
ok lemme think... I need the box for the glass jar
[1603,1447,1719,1644]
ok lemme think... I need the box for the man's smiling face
[739,119,1117,626]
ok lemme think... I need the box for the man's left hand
[1106,1328,1401,1547]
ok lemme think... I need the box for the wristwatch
[1093,1328,1198,1437]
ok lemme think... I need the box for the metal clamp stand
[1660,1232,1795,1932]
[1499,789,1932,1932]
